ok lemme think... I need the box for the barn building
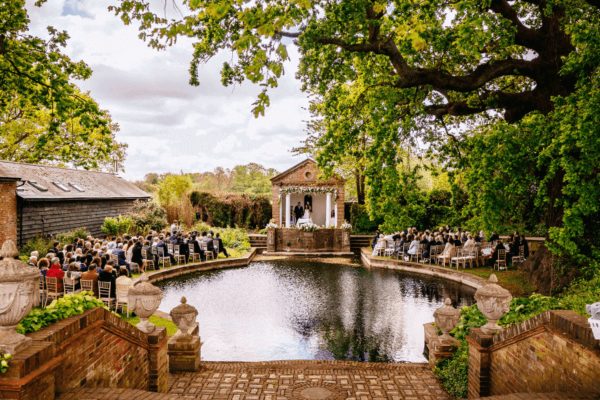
[0,161,150,246]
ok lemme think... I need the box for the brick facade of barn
[0,161,150,246]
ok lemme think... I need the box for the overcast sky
[26,0,309,180]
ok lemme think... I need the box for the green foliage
[190,191,271,229]
[16,292,105,334]
[121,314,178,336]
[19,236,53,258]
[434,343,469,399]
[56,228,90,245]
[129,200,168,233]
[190,222,251,255]
[346,203,380,234]
[101,215,134,236]
[0,1,126,170]
[0,353,12,374]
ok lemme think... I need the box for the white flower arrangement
[265,221,278,229]
[298,222,320,232]
[341,221,353,230]
[279,186,339,199]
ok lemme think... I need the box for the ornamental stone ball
[0,240,40,354]
[434,298,461,345]
[474,274,512,335]
[128,274,163,334]
[170,296,198,339]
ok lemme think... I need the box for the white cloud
[25,0,310,180]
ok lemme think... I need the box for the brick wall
[0,308,169,399]
[18,199,139,245]
[0,180,18,245]
[467,310,600,399]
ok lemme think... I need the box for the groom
[294,202,304,222]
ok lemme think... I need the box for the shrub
[345,203,381,233]
[101,215,134,236]
[130,200,168,232]
[190,222,251,257]
[19,236,53,258]
[56,228,90,244]
[190,191,271,229]
[0,353,12,374]
[16,292,105,334]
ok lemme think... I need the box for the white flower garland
[279,186,338,198]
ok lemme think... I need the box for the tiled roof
[0,161,150,201]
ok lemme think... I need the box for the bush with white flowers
[298,222,320,232]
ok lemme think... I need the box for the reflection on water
[157,260,475,362]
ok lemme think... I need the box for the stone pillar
[325,192,332,227]
[147,327,169,392]
[285,193,291,228]
[267,229,276,252]
[0,180,18,246]
[467,328,494,399]
[168,297,201,372]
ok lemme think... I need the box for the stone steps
[58,388,182,400]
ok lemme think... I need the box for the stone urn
[434,298,461,345]
[474,274,512,334]
[128,274,163,334]
[169,296,198,339]
[0,240,40,354]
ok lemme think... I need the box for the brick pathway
[169,360,449,400]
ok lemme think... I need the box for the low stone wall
[146,248,257,283]
[267,228,351,253]
[0,308,168,400]
[468,310,600,399]
[360,248,487,291]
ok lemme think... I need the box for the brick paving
[169,360,449,400]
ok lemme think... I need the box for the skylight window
[52,182,71,192]
[27,181,48,192]
[69,182,85,192]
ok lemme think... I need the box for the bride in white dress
[297,205,313,226]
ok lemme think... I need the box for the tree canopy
[0,0,125,170]
[113,0,599,266]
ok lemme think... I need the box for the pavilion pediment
[270,159,344,186]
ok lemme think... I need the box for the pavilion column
[285,193,291,228]
[325,192,332,228]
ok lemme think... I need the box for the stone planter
[128,274,163,333]
[474,274,512,334]
[433,298,461,345]
[170,296,198,339]
[0,240,40,354]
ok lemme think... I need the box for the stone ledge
[361,247,487,291]
[262,251,355,257]
[146,248,257,284]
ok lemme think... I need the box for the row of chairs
[374,240,526,271]
[39,276,130,315]
[140,241,218,271]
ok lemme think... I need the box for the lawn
[121,314,179,336]
[462,267,536,296]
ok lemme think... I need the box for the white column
[325,192,332,227]
[279,196,283,226]
[285,193,291,227]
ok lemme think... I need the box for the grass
[461,267,536,296]
[121,313,179,336]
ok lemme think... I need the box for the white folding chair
[98,281,115,310]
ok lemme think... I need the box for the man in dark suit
[215,233,229,258]
[191,234,206,261]
[114,243,130,274]
[156,235,175,263]
[294,202,304,224]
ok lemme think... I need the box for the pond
[157,259,475,362]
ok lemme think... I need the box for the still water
[157,259,475,362]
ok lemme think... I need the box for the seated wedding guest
[66,262,82,289]
[437,241,456,266]
[201,232,216,258]
[38,257,50,279]
[191,235,206,261]
[489,239,506,267]
[46,257,65,292]
[131,238,144,271]
[114,243,130,273]
[463,235,476,251]
[420,233,431,260]
[81,263,100,296]
[49,242,64,264]
[98,264,117,298]
[371,230,381,249]
[407,236,420,257]
[215,233,229,258]
[489,231,500,243]
[372,234,386,256]
[28,255,38,267]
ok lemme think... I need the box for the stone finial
[0,240,40,354]
[170,296,199,338]
[474,274,512,335]
[434,298,461,345]
[128,274,163,334]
